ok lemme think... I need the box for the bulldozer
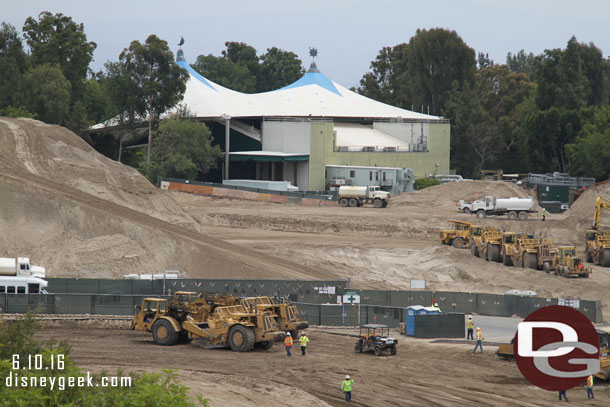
[472,226,502,262]
[131,296,281,351]
[239,296,309,337]
[545,246,591,278]
[439,220,473,249]
[586,197,610,267]
[502,233,552,269]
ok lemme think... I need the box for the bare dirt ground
[3,118,610,405]
[35,321,608,407]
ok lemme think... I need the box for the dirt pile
[0,118,319,279]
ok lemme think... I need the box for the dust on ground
[34,321,610,407]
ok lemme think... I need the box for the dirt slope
[0,117,319,279]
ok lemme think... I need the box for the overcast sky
[5,0,610,88]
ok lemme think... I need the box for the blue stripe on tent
[279,72,342,97]
[177,60,217,91]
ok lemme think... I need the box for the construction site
[2,117,610,406]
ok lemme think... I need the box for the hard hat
[301,332,306,335]
[476,327,481,330]
[345,375,350,379]
[287,332,291,336]
[468,316,472,319]
[434,303,439,307]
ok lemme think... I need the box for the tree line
[1,13,609,181]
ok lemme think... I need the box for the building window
[369,172,373,181]
[17,286,25,294]
[7,286,15,294]
[350,170,356,178]
[383,172,387,181]
[375,172,379,181]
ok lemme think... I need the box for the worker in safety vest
[284,332,293,357]
[432,302,442,312]
[466,316,474,340]
[542,207,547,221]
[472,327,483,353]
[586,375,594,399]
[299,332,310,356]
[341,374,355,402]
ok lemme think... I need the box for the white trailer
[338,186,390,208]
[471,196,536,220]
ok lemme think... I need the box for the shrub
[414,177,441,190]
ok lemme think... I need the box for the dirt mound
[0,118,320,279]
[564,181,610,227]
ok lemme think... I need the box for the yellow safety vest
[299,336,310,346]
[341,379,354,392]
[476,330,483,340]
[467,320,474,329]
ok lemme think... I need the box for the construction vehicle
[0,257,46,278]
[586,197,610,267]
[338,186,390,208]
[501,234,552,269]
[354,324,398,356]
[497,328,610,381]
[472,227,502,261]
[545,246,591,278]
[240,296,309,337]
[470,196,536,220]
[131,296,280,351]
[439,220,473,249]
[469,225,483,256]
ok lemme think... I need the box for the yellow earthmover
[546,246,591,278]
[586,197,610,267]
[131,295,281,351]
[439,220,473,249]
[472,226,502,262]
[240,296,309,337]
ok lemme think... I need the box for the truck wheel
[586,248,593,263]
[348,198,358,208]
[543,262,551,273]
[527,253,538,269]
[228,325,255,352]
[489,245,500,262]
[503,253,513,266]
[355,343,362,353]
[463,208,471,213]
[339,198,349,207]
[152,319,179,346]
[471,243,479,257]
[508,211,518,220]
[374,346,382,356]
[373,198,383,208]
[390,345,397,355]
[601,249,610,267]
[452,237,465,249]
[476,210,486,219]
[518,212,529,221]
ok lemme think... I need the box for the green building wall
[308,121,450,190]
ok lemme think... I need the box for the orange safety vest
[284,336,293,346]
[587,375,593,387]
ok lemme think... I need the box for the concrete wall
[262,121,311,154]
[309,122,334,190]
[296,161,309,190]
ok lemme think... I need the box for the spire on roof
[308,47,320,73]
[177,37,185,61]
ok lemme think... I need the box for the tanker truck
[0,257,46,278]
[470,196,536,220]
[338,186,390,208]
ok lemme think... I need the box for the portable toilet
[405,305,440,336]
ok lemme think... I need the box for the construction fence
[159,178,338,207]
[2,278,603,324]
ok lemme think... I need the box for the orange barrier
[165,181,337,207]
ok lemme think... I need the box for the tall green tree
[566,106,610,180]
[191,54,256,92]
[257,47,304,92]
[119,35,189,162]
[142,118,222,181]
[0,22,28,111]
[506,50,536,78]
[405,28,476,115]
[22,12,96,102]
[20,64,71,125]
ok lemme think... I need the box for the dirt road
[36,321,608,407]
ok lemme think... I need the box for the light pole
[221,114,231,180]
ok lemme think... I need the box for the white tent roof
[176,54,441,120]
